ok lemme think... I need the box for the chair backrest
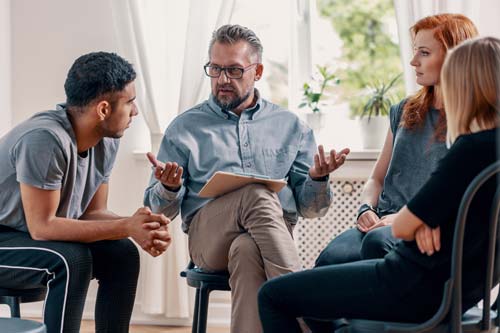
[409,161,500,333]
[448,160,500,332]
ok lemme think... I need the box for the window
[309,0,403,150]
[232,0,402,151]
[231,0,290,107]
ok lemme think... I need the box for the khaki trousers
[188,184,301,333]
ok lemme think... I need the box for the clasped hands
[127,207,172,257]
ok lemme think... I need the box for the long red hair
[401,14,478,140]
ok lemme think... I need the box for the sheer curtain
[111,0,235,319]
[393,0,480,95]
[289,0,312,112]
[0,0,11,136]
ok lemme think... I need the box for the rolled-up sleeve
[288,127,332,218]
[143,129,188,220]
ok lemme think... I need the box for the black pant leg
[258,259,440,333]
[314,227,365,267]
[0,230,93,333]
[88,239,140,333]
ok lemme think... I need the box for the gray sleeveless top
[377,99,448,215]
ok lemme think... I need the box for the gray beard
[214,90,252,111]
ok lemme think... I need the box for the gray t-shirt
[0,104,119,232]
[377,99,448,215]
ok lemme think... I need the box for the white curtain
[0,0,11,136]
[393,0,480,95]
[289,0,312,112]
[111,0,235,319]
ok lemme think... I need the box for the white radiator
[293,178,366,269]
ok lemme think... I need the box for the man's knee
[39,243,94,293]
[91,239,140,279]
[105,239,139,263]
[228,234,262,263]
[55,243,93,276]
[228,234,264,274]
[111,239,139,271]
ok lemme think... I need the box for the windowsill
[345,150,380,160]
[133,150,150,162]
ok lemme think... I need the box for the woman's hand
[415,225,441,256]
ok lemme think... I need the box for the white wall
[479,0,500,38]
[0,0,11,136]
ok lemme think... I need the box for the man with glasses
[144,24,349,333]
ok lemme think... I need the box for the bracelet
[310,174,329,182]
[356,203,377,221]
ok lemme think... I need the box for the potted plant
[299,65,340,131]
[358,73,401,149]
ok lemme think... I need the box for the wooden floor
[80,320,229,333]
[26,318,229,333]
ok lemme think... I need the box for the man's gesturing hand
[309,145,350,179]
[147,152,183,191]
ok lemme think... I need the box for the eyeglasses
[204,63,259,79]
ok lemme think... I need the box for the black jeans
[0,227,140,333]
[258,259,440,333]
[315,225,398,266]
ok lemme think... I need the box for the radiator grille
[293,179,366,269]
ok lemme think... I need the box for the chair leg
[6,296,21,318]
[192,288,200,333]
[197,283,211,333]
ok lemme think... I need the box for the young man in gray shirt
[0,52,171,333]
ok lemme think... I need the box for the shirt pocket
[262,147,296,179]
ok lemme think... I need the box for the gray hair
[208,24,263,62]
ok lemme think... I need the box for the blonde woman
[258,36,500,333]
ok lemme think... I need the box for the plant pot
[306,112,325,132]
[358,115,389,150]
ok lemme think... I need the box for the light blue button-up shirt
[144,90,332,232]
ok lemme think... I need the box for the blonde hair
[441,37,500,144]
[402,14,478,140]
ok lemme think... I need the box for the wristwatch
[356,203,377,221]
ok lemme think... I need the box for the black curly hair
[64,51,136,107]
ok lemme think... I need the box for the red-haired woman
[315,14,479,267]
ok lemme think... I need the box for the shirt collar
[55,103,79,144]
[208,89,263,120]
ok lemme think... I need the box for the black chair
[180,261,231,333]
[334,161,500,333]
[0,287,46,318]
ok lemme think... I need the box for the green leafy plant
[299,65,340,113]
[317,0,405,117]
[361,73,401,120]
